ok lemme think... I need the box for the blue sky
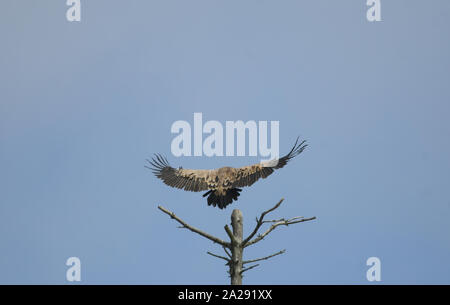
[1,0,449,284]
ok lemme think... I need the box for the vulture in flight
[147,138,307,209]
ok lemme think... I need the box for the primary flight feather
[146,138,307,209]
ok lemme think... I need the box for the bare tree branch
[242,198,285,246]
[158,205,230,248]
[158,198,316,284]
[240,264,260,274]
[224,224,237,244]
[207,251,230,262]
[243,249,286,264]
[261,218,286,224]
[244,216,316,247]
[222,246,232,258]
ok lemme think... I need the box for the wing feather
[231,138,307,188]
[146,154,210,192]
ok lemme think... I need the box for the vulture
[147,138,307,209]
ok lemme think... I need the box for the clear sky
[1,0,449,284]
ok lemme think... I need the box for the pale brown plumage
[146,138,307,209]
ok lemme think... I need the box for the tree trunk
[230,209,243,285]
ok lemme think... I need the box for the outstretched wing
[231,138,307,188]
[146,155,211,192]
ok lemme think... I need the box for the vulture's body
[147,138,307,209]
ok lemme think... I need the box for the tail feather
[202,190,213,197]
[204,188,242,209]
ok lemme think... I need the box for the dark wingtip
[287,137,307,158]
[145,153,171,172]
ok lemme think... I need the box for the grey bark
[230,209,243,285]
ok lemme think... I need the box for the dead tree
[158,198,316,285]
